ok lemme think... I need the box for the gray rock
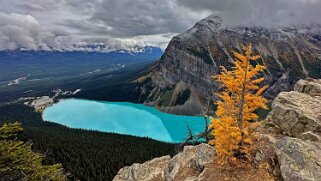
[294,79,321,96]
[274,137,321,181]
[167,144,215,180]
[267,78,321,180]
[113,156,171,181]
[184,176,199,181]
[267,91,321,138]
[255,151,264,162]
[299,131,321,142]
[113,144,215,181]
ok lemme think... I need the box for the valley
[0,47,173,180]
[0,47,162,103]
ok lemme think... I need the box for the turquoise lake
[43,99,206,143]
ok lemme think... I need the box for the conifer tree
[0,122,67,180]
[209,44,268,162]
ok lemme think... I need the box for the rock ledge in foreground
[113,143,215,181]
[274,137,321,181]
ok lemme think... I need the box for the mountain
[135,15,321,115]
[0,46,162,63]
[0,46,162,102]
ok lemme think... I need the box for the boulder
[267,78,321,180]
[113,144,215,181]
[294,79,321,96]
[113,156,171,181]
[299,131,321,142]
[274,137,321,181]
[266,91,321,139]
[166,143,215,180]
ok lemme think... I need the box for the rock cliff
[137,15,321,115]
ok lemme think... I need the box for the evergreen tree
[0,122,67,180]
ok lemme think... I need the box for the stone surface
[274,137,321,181]
[113,144,215,181]
[113,156,171,181]
[299,131,321,142]
[294,79,321,96]
[267,91,321,138]
[167,144,215,180]
[266,78,321,180]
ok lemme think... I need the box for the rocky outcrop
[138,15,321,115]
[294,79,321,96]
[167,144,215,180]
[274,137,321,181]
[113,143,215,181]
[266,78,321,180]
[267,79,321,141]
[113,156,171,181]
[114,138,282,181]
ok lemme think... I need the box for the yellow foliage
[209,44,268,162]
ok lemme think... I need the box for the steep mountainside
[137,15,321,115]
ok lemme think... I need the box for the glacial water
[43,99,206,143]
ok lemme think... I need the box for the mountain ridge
[136,15,321,115]
[1,45,163,54]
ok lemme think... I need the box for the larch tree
[209,44,268,162]
[0,122,67,180]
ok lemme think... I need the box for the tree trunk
[238,58,249,136]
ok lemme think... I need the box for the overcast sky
[0,0,321,51]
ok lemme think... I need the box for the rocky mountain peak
[176,15,223,40]
[136,14,321,115]
[195,15,222,30]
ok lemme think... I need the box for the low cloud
[0,0,321,51]
[0,12,165,51]
[0,12,55,50]
[90,0,200,36]
[177,0,321,27]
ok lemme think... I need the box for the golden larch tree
[209,44,268,162]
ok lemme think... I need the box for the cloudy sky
[0,0,321,51]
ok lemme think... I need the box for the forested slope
[0,104,177,180]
